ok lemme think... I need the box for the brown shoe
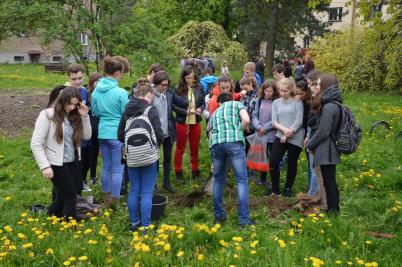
[102,192,112,208]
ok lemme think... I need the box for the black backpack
[333,102,362,154]
[124,106,159,167]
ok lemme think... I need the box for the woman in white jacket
[31,87,91,219]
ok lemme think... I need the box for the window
[53,56,62,62]
[370,4,382,18]
[14,56,25,62]
[80,33,88,46]
[328,7,343,22]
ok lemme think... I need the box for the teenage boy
[271,64,286,81]
[209,92,254,228]
[235,62,263,92]
[67,64,91,193]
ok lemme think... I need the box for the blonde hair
[244,62,256,72]
[278,78,296,96]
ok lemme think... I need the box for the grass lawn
[0,65,401,266]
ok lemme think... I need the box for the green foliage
[310,18,401,92]
[168,21,229,58]
[221,41,248,71]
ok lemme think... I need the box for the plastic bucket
[151,194,168,220]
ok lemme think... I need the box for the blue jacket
[200,75,218,95]
[92,77,129,140]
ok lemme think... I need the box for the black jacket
[173,87,205,124]
[307,85,342,167]
[153,88,188,143]
[118,97,164,147]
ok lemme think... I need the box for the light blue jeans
[307,151,318,195]
[211,142,252,226]
[127,162,158,227]
[99,139,124,198]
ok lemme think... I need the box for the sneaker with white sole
[83,183,92,192]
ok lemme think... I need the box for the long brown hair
[176,65,200,96]
[311,73,339,112]
[88,73,102,102]
[52,87,83,147]
[258,79,279,101]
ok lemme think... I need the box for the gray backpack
[124,106,159,167]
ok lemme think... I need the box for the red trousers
[174,123,201,173]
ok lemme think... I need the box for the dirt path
[0,90,48,136]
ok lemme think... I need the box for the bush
[221,41,249,71]
[310,16,401,92]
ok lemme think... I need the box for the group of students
[31,55,342,231]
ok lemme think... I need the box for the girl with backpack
[269,78,305,197]
[118,84,164,231]
[92,56,130,208]
[173,66,205,182]
[31,87,92,219]
[307,73,342,213]
[251,80,279,185]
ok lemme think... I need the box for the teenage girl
[252,80,279,184]
[31,87,91,219]
[269,78,305,197]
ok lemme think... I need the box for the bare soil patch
[0,90,48,136]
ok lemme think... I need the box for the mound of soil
[0,91,48,136]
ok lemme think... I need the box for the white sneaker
[83,183,92,192]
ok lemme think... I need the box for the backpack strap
[143,106,152,117]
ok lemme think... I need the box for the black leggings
[48,162,81,219]
[81,146,91,182]
[161,137,173,185]
[82,136,100,181]
[269,137,302,194]
[260,142,273,182]
[320,164,339,213]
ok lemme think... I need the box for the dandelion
[78,256,88,261]
[278,239,286,248]
[357,259,365,265]
[365,240,372,245]
[233,254,239,259]
[84,228,93,235]
[163,243,171,251]
[4,196,11,201]
[232,236,243,242]
[177,233,184,239]
[288,229,294,237]
[310,257,325,267]
[17,233,26,239]
[63,261,71,266]
[336,260,342,264]
[250,240,259,248]
[22,243,33,249]
[46,248,54,254]
[88,240,97,245]
[320,229,325,234]
[177,251,184,257]
[219,239,228,247]
[68,256,76,262]
[21,213,28,217]
[28,252,35,257]
[133,262,140,267]
[4,226,13,232]
[250,250,256,254]
[197,254,204,261]
[341,241,347,246]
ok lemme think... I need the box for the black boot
[176,172,185,184]
[163,183,176,193]
[191,170,200,180]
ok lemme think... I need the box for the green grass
[0,93,401,266]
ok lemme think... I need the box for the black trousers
[320,164,340,213]
[48,162,81,219]
[81,146,91,182]
[269,137,302,194]
[89,136,99,179]
[160,137,173,185]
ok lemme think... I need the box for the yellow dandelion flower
[233,254,239,259]
[68,256,76,261]
[17,233,26,239]
[4,196,11,201]
[177,251,184,257]
[78,256,88,261]
[197,254,204,261]
[84,228,93,234]
[342,241,347,246]
[177,233,184,239]
[28,252,35,258]
[22,243,33,249]
[232,236,243,242]
[133,262,140,267]
[357,259,365,265]
[320,229,325,234]
[336,260,342,264]
[88,240,97,245]
[365,240,372,245]
[63,260,71,266]
[8,245,17,250]
[278,239,286,248]
[163,243,171,251]
[250,240,259,248]
[4,226,13,232]
[288,229,294,237]
[21,213,28,217]
[250,250,256,254]
[46,248,54,254]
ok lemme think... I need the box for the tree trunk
[265,0,279,78]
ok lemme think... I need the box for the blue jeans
[306,150,312,187]
[211,142,252,226]
[99,139,124,198]
[127,162,158,227]
[307,151,318,195]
